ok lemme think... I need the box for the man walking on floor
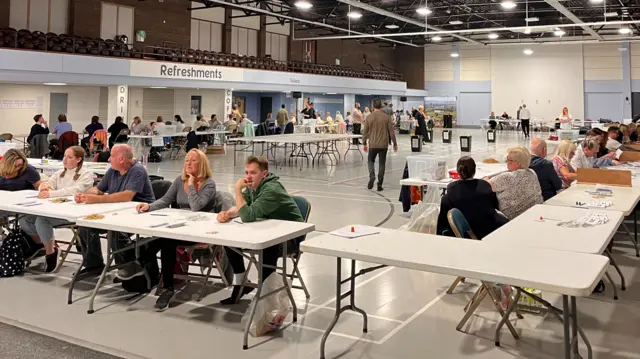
[363,99,398,191]
[520,104,531,138]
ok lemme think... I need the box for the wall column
[622,41,632,119]
[107,85,129,127]
[344,94,355,117]
[222,0,233,54]
[258,1,267,58]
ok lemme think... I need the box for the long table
[228,133,363,167]
[27,158,109,176]
[301,225,609,359]
[76,207,315,350]
[400,163,506,190]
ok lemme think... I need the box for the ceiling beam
[543,0,604,40]
[334,0,482,44]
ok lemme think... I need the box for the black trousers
[145,238,191,290]
[353,123,362,144]
[521,119,530,137]
[368,148,389,186]
[225,245,281,282]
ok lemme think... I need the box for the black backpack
[0,232,26,277]
[121,244,160,293]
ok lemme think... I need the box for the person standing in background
[559,107,572,130]
[276,104,288,133]
[352,103,363,145]
[131,116,146,135]
[232,104,243,124]
[383,102,393,117]
[28,114,50,144]
[363,107,372,123]
[415,105,428,144]
[363,99,398,191]
[516,106,522,121]
[520,104,531,138]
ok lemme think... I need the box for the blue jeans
[19,215,71,242]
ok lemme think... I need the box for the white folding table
[76,207,315,350]
[27,158,108,176]
[483,204,626,299]
[301,225,609,359]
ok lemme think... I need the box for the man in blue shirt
[75,144,155,279]
[52,114,73,138]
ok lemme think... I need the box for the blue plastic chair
[445,209,477,294]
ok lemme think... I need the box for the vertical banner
[118,85,129,124]
[225,89,233,117]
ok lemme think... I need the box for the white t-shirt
[154,122,166,135]
[519,108,531,120]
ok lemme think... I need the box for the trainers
[44,248,58,273]
[115,262,145,281]
[154,289,176,312]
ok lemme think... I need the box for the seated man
[606,126,622,151]
[75,144,155,279]
[529,138,562,201]
[217,156,303,305]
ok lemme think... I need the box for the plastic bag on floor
[241,273,291,337]
[398,200,438,234]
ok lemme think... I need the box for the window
[100,3,134,43]
[266,32,288,62]
[190,19,223,52]
[9,0,69,34]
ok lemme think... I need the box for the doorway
[260,96,272,123]
[49,93,68,125]
[632,92,640,118]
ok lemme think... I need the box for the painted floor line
[377,291,448,344]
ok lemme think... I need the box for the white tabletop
[0,191,139,222]
[301,225,609,297]
[228,133,361,145]
[128,130,228,139]
[400,163,506,188]
[27,158,108,175]
[483,204,623,254]
[545,184,640,216]
[76,208,315,250]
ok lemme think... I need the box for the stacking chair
[448,209,523,339]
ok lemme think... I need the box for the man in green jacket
[217,156,303,304]
[276,104,289,133]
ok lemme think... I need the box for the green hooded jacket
[238,173,303,223]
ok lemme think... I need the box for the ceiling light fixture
[416,7,432,15]
[554,29,566,36]
[501,1,517,9]
[449,20,463,25]
[604,12,618,17]
[43,82,66,86]
[347,11,362,19]
[619,27,632,34]
[618,47,628,51]
[385,24,399,29]
[150,86,167,89]
[488,33,499,39]
[590,0,604,3]
[294,0,312,9]
[432,36,442,41]
[450,52,459,58]
[525,17,539,22]
[523,48,533,55]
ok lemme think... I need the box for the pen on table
[150,213,168,216]
[149,222,168,228]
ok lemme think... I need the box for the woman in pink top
[552,140,577,189]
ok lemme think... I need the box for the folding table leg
[446,276,465,294]
[605,249,626,291]
[604,271,619,300]
[67,243,89,305]
[456,286,488,331]
[281,241,298,323]
[243,250,263,350]
[87,231,114,314]
[562,296,571,359]
[621,223,639,257]
[570,297,579,357]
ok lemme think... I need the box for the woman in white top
[335,111,346,134]
[363,107,372,122]
[559,107,572,130]
[485,145,543,220]
[173,115,186,132]
[19,146,94,272]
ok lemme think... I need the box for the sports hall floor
[1,129,639,359]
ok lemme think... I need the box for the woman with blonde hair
[335,110,346,134]
[19,146,94,272]
[552,140,577,189]
[486,145,543,219]
[559,107,572,130]
[0,149,41,191]
[136,149,224,311]
[620,124,631,144]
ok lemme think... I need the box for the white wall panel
[490,44,584,121]
[248,29,258,57]
[198,21,211,51]
[142,89,174,124]
[231,27,239,54]
[211,22,222,52]
[190,19,199,50]
[585,68,623,80]
[266,22,290,36]
[98,87,108,122]
[100,3,118,41]
[231,9,260,30]
[237,27,248,56]
[9,0,28,30]
[50,0,69,34]
[425,71,454,81]
[29,0,49,33]
[174,89,225,125]
[279,35,287,62]
[117,6,134,41]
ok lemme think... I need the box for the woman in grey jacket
[137,149,225,311]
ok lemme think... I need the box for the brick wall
[0,0,10,29]
[70,0,191,48]
[394,46,425,89]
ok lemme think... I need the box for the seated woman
[136,149,221,312]
[552,140,577,190]
[0,149,42,192]
[486,146,543,220]
[19,146,94,272]
[436,156,505,239]
[107,116,129,148]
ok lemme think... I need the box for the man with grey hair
[75,144,155,279]
[571,137,600,170]
[520,104,531,138]
[529,138,561,200]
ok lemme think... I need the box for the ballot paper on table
[616,148,623,160]
[330,226,380,239]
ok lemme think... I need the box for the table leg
[494,287,521,346]
[562,295,571,359]
[243,250,264,350]
[635,210,639,257]
[87,231,114,314]
[281,240,298,323]
[621,223,638,257]
[570,296,579,357]
[350,260,368,332]
[320,258,343,359]
[604,271,620,300]
[67,240,89,305]
[605,248,626,291]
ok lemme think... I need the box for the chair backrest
[58,131,79,153]
[215,191,236,212]
[0,133,13,141]
[292,195,311,222]
[151,179,172,201]
[447,208,477,240]
[90,129,109,150]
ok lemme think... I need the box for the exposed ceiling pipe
[543,0,604,40]
[334,0,482,44]
[293,20,640,41]
[190,0,421,47]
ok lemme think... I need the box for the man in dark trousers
[363,99,398,191]
[415,105,428,143]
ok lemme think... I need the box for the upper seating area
[0,28,403,82]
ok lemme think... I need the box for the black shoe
[24,242,45,261]
[367,178,374,190]
[74,264,105,276]
[377,184,384,192]
[220,285,255,305]
[155,289,176,312]
[44,248,58,273]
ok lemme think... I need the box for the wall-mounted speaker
[292,91,302,99]
[400,96,407,102]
